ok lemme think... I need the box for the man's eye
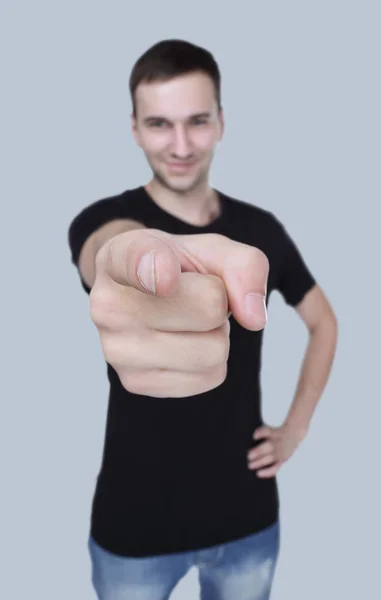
[193,120,207,126]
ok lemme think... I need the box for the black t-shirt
[68,185,316,557]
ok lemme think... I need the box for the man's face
[131,71,224,194]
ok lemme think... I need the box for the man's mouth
[166,161,196,172]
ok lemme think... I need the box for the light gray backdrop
[1,0,380,598]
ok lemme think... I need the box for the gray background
[1,0,380,598]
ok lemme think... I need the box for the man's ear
[131,114,141,147]
[218,107,225,141]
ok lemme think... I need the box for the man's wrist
[283,417,309,442]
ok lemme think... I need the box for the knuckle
[211,233,225,244]
[101,335,123,366]
[94,238,113,274]
[99,235,117,270]
[118,369,141,394]
[189,326,230,371]
[252,247,270,275]
[254,246,270,265]
[102,331,146,369]
[89,285,115,326]
[120,368,162,396]
[203,233,225,246]
[124,332,146,367]
[90,285,139,330]
[203,276,229,327]
[120,332,145,368]
[238,246,269,276]
[208,328,230,367]
[206,362,228,387]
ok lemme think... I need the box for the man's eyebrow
[143,116,166,124]
[189,112,211,119]
[143,112,212,124]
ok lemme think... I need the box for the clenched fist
[90,228,269,398]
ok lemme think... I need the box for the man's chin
[153,172,201,194]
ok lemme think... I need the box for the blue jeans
[88,520,280,599]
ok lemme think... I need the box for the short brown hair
[129,39,222,116]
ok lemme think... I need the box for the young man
[68,39,337,600]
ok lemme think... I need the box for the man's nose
[171,126,192,158]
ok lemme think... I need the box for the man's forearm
[284,315,338,437]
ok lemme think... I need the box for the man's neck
[145,180,221,227]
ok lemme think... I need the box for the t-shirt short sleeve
[68,192,145,294]
[273,217,316,307]
[68,195,131,268]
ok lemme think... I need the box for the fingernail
[137,250,156,294]
[244,293,267,321]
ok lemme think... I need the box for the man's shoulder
[220,190,283,231]
[76,186,141,213]
[68,186,143,227]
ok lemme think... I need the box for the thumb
[96,228,185,297]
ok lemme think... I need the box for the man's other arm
[284,284,338,435]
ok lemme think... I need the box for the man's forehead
[135,74,216,117]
